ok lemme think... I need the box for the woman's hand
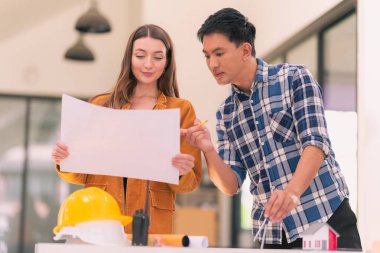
[172,153,195,176]
[51,141,69,165]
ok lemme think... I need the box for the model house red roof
[301,222,340,237]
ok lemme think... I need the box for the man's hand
[182,120,239,195]
[181,119,214,153]
[264,145,324,223]
[264,189,300,223]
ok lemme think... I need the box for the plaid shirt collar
[231,58,270,96]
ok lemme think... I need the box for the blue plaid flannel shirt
[216,58,349,244]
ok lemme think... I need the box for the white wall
[0,0,135,98]
[357,1,380,250]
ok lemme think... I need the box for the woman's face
[131,37,167,86]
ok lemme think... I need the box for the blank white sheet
[60,94,180,184]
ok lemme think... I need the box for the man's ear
[242,42,252,60]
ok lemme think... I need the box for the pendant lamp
[75,0,111,33]
[64,34,95,61]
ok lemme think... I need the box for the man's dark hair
[197,8,256,57]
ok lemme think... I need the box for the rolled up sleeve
[216,110,246,191]
[292,67,331,156]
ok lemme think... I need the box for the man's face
[202,33,245,85]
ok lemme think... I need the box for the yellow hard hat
[53,187,132,234]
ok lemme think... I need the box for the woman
[51,24,202,234]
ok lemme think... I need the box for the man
[182,8,361,249]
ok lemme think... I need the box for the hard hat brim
[53,215,132,234]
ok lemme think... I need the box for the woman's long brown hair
[96,24,179,108]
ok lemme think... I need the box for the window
[0,95,81,253]
[0,98,26,253]
[287,36,318,78]
[323,13,357,214]
[240,179,253,230]
[323,14,357,111]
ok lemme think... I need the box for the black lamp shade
[65,36,95,61]
[75,4,111,33]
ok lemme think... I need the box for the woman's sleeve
[56,164,87,185]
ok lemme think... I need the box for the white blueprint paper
[60,94,180,184]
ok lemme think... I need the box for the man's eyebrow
[202,47,224,54]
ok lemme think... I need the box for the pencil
[199,120,208,126]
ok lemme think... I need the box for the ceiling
[0,0,79,42]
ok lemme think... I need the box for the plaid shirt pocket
[269,107,296,143]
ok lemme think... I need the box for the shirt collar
[231,58,269,97]
[255,58,269,83]
[155,92,168,109]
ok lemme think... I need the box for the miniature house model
[301,223,339,251]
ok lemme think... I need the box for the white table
[35,243,362,253]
